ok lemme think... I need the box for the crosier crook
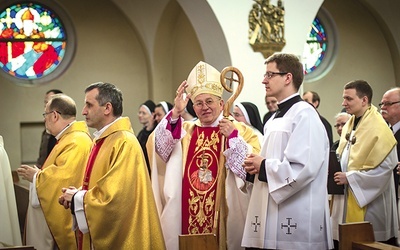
[212,66,244,241]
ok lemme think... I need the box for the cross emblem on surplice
[285,177,296,188]
[252,216,261,232]
[281,218,297,234]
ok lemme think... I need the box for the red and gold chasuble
[181,126,222,234]
[78,138,104,250]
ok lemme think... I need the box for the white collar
[93,117,122,140]
[55,121,75,140]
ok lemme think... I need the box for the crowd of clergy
[1,53,400,250]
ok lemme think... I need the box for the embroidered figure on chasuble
[183,127,221,234]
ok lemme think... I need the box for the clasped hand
[58,187,78,209]
[243,153,264,175]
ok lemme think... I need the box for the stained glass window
[0,2,70,82]
[302,17,327,75]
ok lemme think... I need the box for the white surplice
[25,180,54,250]
[0,136,22,246]
[242,101,333,249]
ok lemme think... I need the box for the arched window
[303,17,326,74]
[302,7,337,81]
[0,1,75,86]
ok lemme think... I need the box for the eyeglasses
[378,101,400,107]
[42,110,61,118]
[193,98,219,108]
[264,71,288,79]
[334,122,346,128]
[232,112,243,118]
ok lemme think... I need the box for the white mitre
[186,61,223,100]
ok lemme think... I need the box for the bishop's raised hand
[172,80,191,119]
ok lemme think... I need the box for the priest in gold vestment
[151,61,260,249]
[59,82,165,249]
[18,94,92,250]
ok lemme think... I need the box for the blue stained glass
[0,2,67,79]
[303,17,328,75]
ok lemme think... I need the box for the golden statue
[248,0,285,58]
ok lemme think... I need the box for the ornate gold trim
[248,0,286,58]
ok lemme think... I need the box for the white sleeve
[73,190,89,233]
[30,172,40,208]
[347,147,397,207]
[155,116,186,162]
[223,136,248,181]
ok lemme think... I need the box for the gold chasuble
[336,105,396,222]
[36,121,92,250]
[182,126,222,234]
[79,117,165,249]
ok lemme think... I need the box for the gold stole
[181,126,222,235]
[78,138,105,250]
[336,105,396,222]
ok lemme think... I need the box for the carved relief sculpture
[248,0,286,58]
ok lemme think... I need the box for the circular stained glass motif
[0,2,67,80]
[302,17,327,75]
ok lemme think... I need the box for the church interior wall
[1,0,400,169]
[153,0,204,105]
[360,0,400,81]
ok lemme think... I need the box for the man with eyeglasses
[151,61,260,249]
[331,112,351,151]
[242,53,333,249]
[36,89,63,169]
[331,80,398,247]
[380,87,400,202]
[17,94,92,250]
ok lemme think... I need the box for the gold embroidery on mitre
[197,64,206,85]
[187,61,223,99]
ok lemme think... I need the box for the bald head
[47,94,77,119]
